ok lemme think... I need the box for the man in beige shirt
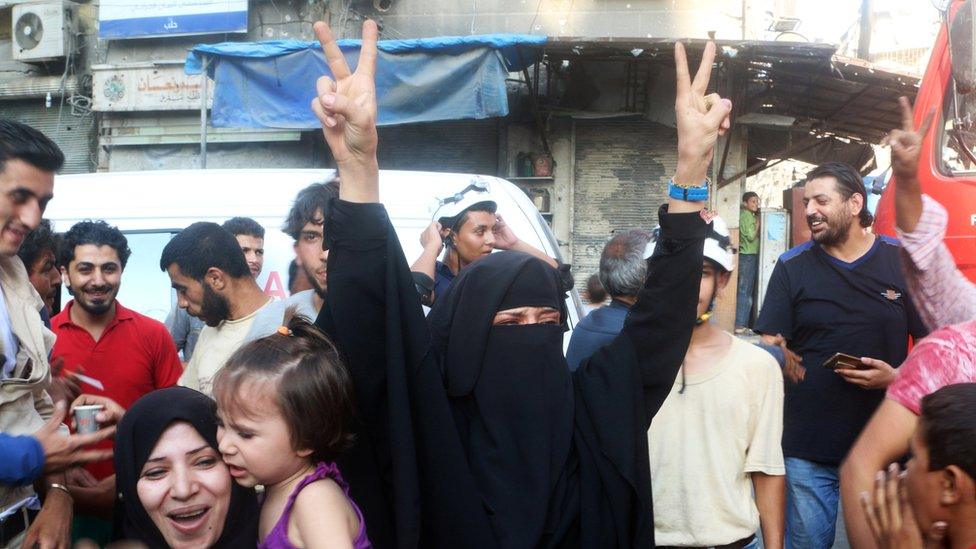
[647,216,786,549]
[0,119,75,548]
[160,222,285,396]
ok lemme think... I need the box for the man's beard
[199,283,231,327]
[303,263,327,299]
[71,284,116,317]
[809,209,855,247]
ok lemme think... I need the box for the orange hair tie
[277,326,293,336]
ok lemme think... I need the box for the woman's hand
[310,19,380,203]
[672,40,732,214]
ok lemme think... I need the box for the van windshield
[938,86,976,175]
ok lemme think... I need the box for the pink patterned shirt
[887,319,976,414]
[896,194,976,330]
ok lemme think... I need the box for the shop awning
[528,38,923,179]
[185,34,547,129]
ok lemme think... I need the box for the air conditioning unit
[12,1,76,62]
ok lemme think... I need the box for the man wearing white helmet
[646,216,786,549]
[410,183,557,305]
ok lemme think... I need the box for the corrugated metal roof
[535,38,920,144]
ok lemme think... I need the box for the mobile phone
[822,352,864,370]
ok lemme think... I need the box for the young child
[213,315,371,549]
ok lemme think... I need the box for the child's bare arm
[291,479,359,549]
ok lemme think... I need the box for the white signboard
[93,64,212,112]
[99,0,247,40]
[757,208,788,311]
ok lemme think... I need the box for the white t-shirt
[284,290,321,322]
[0,286,19,379]
[181,298,277,396]
[648,334,785,547]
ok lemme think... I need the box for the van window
[938,86,976,176]
[62,230,177,324]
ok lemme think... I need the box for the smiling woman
[114,387,259,548]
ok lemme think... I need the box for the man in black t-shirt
[756,161,927,549]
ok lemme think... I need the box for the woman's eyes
[194,457,218,469]
[141,457,217,479]
[142,468,167,480]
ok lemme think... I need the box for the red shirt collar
[54,300,135,330]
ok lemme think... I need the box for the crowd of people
[0,18,974,549]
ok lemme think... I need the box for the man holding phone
[755,161,927,548]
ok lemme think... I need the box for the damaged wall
[572,118,674,284]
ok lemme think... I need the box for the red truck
[874,0,976,279]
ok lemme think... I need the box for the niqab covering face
[113,386,259,549]
[428,251,573,547]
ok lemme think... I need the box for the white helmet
[430,177,497,228]
[642,214,737,272]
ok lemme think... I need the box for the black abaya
[317,200,706,548]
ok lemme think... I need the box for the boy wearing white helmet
[410,181,557,306]
[645,215,786,549]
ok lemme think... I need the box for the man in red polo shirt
[51,220,182,535]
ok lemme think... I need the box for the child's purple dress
[258,462,372,549]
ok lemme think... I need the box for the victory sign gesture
[887,96,934,233]
[311,20,380,203]
[671,41,732,213]
[886,96,934,185]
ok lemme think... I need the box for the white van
[46,169,582,334]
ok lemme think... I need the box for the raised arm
[309,20,406,547]
[309,21,494,548]
[310,20,379,201]
[410,221,443,280]
[570,43,733,548]
[623,40,732,415]
[887,96,976,329]
[889,96,932,235]
[492,214,559,268]
[669,41,731,213]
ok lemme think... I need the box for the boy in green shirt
[735,192,760,333]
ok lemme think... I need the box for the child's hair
[213,311,355,463]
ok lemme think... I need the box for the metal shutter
[377,119,499,176]
[0,99,95,174]
[571,119,675,283]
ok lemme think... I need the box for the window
[939,86,976,176]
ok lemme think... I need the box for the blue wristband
[668,179,709,201]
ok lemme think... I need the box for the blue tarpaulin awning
[185,34,547,129]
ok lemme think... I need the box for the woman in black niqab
[427,206,709,549]
[428,252,575,549]
[113,386,260,548]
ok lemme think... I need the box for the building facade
[0,0,927,328]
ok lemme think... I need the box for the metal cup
[73,404,104,435]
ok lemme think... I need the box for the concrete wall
[106,140,319,171]
[356,0,781,41]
